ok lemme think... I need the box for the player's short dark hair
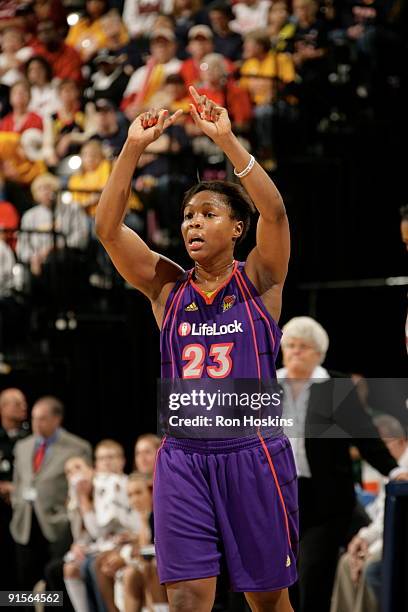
[181,180,254,244]
[400,205,408,221]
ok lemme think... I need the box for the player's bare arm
[95,108,184,325]
[189,86,290,322]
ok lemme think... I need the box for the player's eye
[184,212,193,220]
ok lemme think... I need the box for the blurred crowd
[0,0,407,307]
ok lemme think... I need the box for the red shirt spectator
[0,201,19,249]
[0,81,43,134]
[31,21,82,83]
[0,112,43,134]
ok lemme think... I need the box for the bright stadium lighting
[61,191,73,204]
[67,13,80,26]
[68,155,82,170]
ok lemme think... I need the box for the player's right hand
[128,108,183,148]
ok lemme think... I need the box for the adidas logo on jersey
[178,320,243,337]
[185,301,198,312]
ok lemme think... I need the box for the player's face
[181,191,243,263]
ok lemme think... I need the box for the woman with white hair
[276,315,400,612]
[278,315,330,379]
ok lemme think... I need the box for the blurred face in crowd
[33,0,54,21]
[200,58,226,88]
[1,28,24,54]
[10,82,30,112]
[37,21,59,46]
[33,180,57,207]
[65,456,93,483]
[401,220,408,252]
[95,108,118,134]
[243,37,268,60]
[59,81,79,109]
[150,37,176,64]
[209,10,229,34]
[269,1,289,29]
[127,478,152,514]
[101,12,123,39]
[281,337,322,378]
[0,388,27,427]
[153,15,174,31]
[95,444,125,474]
[86,0,107,19]
[81,141,104,172]
[188,35,213,61]
[31,401,61,438]
[134,438,158,476]
[164,80,187,101]
[293,0,317,25]
[27,60,49,87]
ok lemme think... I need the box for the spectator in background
[0,232,15,298]
[43,79,88,167]
[92,98,128,160]
[0,388,29,589]
[230,0,271,35]
[0,80,43,133]
[277,316,402,612]
[240,30,295,167]
[16,173,89,275]
[292,0,328,120]
[134,433,161,486]
[25,55,59,118]
[180,25,216,89]
[68,139,111,217]
[121,29,181,121]
[267,0,296,52]
[10,395,92,592]
[86,48,130,107]
[0,1,34,34]
[66,1,128,63]
[99,9,142,70]
[331,414,408,612]
[32,0,67,32]
[196,53,252,130]
[208,1,243,62]
[0,130,46,205]
[122,0,174,40]
[173,0,208,58]
[31,20,83,83]
[0,27,33,88]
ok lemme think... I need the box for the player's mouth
[188,235,205,251]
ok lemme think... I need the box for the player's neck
[194,258,235,287]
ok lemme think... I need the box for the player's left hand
[189,86,231,143]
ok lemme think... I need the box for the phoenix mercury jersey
[161,261,282,380]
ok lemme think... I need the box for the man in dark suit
[0,387,30,589]
[11,395,92,591]
[277,316,404,612]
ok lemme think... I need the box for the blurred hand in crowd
[101,550,126,577]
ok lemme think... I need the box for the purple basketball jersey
[161,261,282,380]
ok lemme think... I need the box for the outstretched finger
[155,109,169,133]
[163,108,184,129]
[189,85,201,106]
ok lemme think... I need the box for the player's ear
[232,220,244,242]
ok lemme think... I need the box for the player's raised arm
[188,87,290,295]
[95,108,184,307]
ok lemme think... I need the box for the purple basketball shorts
[153,434,299,592]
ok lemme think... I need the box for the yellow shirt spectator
[240,51,295,105]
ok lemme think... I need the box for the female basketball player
[96,86,298,612]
